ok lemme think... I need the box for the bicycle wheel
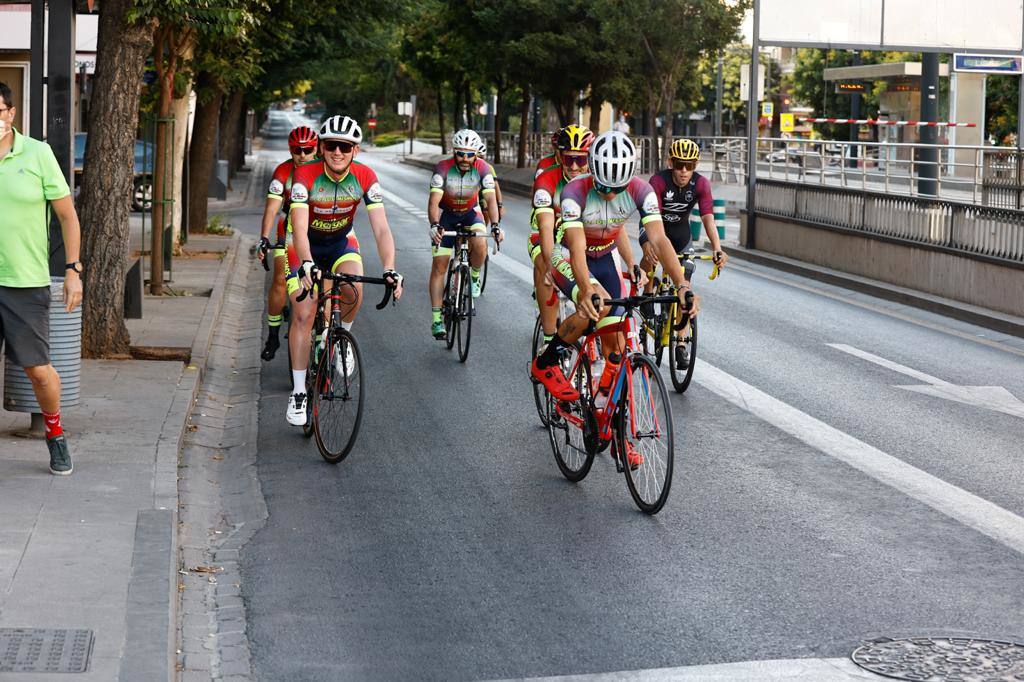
[456,264,473,362]
[442,262,457,350]
[530,315,550,427]
[312,328,364,463]
[637,309,664,365]
[547,346,598,482]
[669,315,698,394]
[619,353,674,514]
[479,254,489,294]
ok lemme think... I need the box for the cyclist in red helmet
[257,125,318,361]
[533,128,563,178]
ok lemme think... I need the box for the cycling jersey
[534,153,558,178]
[289,160,384,243]
[528,165,570,261]
[557,175,661,260]
[639,169,713,251]
[267,159,300,245]
[429,157,495,213]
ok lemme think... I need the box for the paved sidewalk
[0,231,242,680]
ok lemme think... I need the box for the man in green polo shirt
[0,81,83,475]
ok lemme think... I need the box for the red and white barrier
[800,118,976,128]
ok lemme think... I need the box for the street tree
[78,0,155,357]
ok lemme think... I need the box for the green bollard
[689,207,702,243]
[713,198,726,241]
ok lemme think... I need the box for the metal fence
[755,179,1024,264]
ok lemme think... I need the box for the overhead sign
[835,82,867,93]
[761,102,774,117]
[780,113,795,133]
[953,53,1024,74]
[758,0,1024,54]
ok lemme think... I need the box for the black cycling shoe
[675,342,689,369]
[261,335,280,361]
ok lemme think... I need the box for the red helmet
[288,126,318,149]
[550,128,564,148]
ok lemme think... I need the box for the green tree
[986,75,1019,145]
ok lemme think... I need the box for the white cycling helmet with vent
[476,138,487,156]
[589,131,636,188]
[452,128,483,152]
[319,115,362,144]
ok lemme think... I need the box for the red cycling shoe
[531,359,580,401]
[623,440,644,470]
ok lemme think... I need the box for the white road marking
[829,343,1024,419]
[481,251,1024,557]
[492,657,884,681]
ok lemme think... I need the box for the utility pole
[715,53,724,137]
[918,52,939,196]
[849,51,861,169]
[744,0,760,248]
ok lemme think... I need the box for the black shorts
[0,285,50,368]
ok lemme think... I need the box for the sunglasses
[291,146,316,155]
[594,181,625,195]
[322,140,355,153]
[561,154,588,168]
[454,150,477,159]
[672,159,697,171]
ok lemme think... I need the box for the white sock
[341,321,353,331]
[292,369,306,395]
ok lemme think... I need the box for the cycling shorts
[550,250,625,326]
[433,208,485,258]
[286,234,362,296]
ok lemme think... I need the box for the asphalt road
[235,111,1024,681]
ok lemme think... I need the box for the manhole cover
[0,628,93,673]
[852,636,1024,681]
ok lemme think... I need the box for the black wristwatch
[65,261,83,274]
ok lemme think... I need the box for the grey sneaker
[47,435,73,475]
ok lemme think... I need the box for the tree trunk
[219,89,244,181]
[436,85,446,154]
[464,82,472,130]
[517,85,530,168]
[169,79,192,251]
[452,83,461,131]
[494,84,505,165]
[660,91,675,170]
[235,102,247,171]
[188,80,223,236]
[149,26,178,296]
[80,0,153,357]
[645,107,658,173]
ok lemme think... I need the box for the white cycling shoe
[286,393,307,426]
[334,342,356,378]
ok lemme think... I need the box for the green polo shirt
[0,129,70,287]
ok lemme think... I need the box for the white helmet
[452,128,483,152]
[589,131,636,188]
[476,138,487,156]
[319,115,362,144]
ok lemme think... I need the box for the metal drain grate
[0,628,93,673]
[852,636,1024,681]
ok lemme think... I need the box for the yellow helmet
[557,124,595,152]
[669,138,700,161]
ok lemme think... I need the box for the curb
[728,245,1024,339]
[119,231,243,682]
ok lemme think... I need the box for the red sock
[42,410,63,439]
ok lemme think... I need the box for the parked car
[74,133,155,212]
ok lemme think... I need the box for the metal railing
[756,179,1024,264]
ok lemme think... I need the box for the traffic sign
[780,113,795,132]
[367,118,377,129]
[761,102,774,117]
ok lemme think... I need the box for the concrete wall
[741,212,1024,317]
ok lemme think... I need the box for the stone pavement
[0,229,243,680]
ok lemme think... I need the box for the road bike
[296,271,396,463]
[640,249,720,393]
[439,224,501,363]
[545,289,689,514]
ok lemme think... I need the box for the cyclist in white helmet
[426,128,502,339]
[531,131,697,431]
[282,115,404,426]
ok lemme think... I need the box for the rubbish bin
[3,277,82,413]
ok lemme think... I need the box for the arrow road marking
[828,343,1024,420]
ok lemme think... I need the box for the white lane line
[827,343,951,385]
[484,251,1024,557]
[491,656,884,681]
